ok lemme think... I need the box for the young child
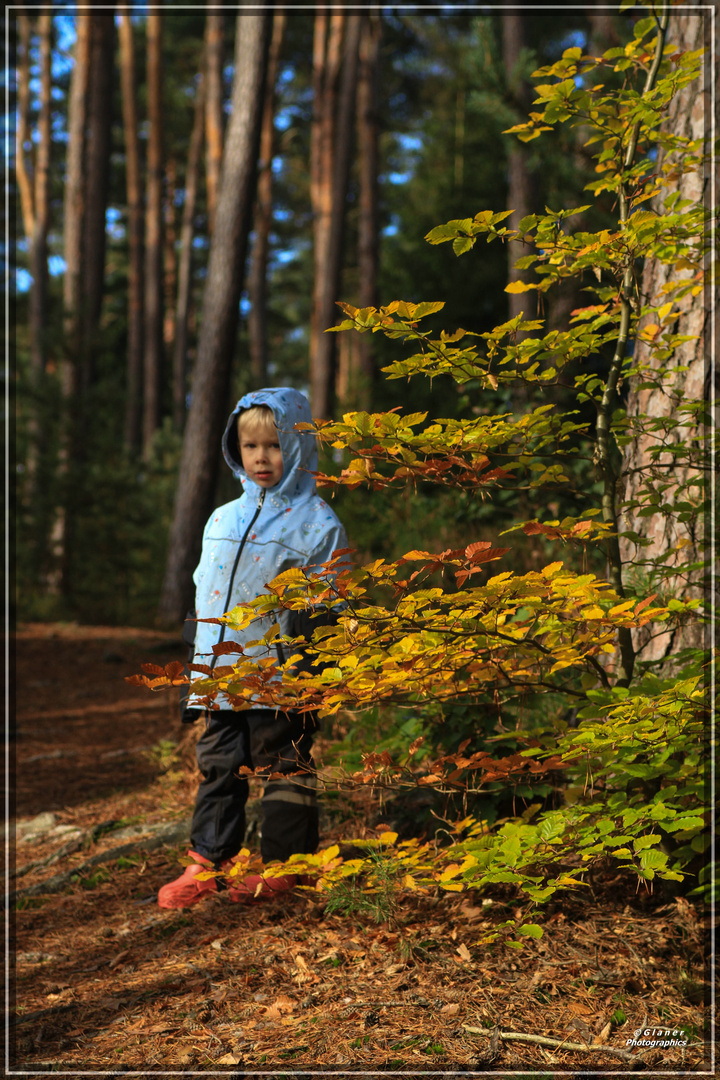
[158,387,348,909]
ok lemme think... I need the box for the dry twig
[463,1024,643,1063]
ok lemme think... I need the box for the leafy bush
[133,12,710,925]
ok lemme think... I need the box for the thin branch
[462,1024,644,1064]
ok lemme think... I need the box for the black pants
[190,709,319,865]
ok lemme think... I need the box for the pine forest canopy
[15,7,614,626]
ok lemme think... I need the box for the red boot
[226,872,297,904]
[157,851,218,910]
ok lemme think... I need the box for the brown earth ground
[8,624,711,1075]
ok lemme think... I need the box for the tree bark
[309,11,361,419]
[163,155,178,349]
[14,11,52,512]
[62,14,90,361]
[80,12,115,392]
[118,11,144,454]
[248,11,286,385]
[351,13,381,409]
[502,14,533,327]
[205,9,224,236]
[173,66,206,433]
[619,12,709,664]
[143,12,164,460]
[158,12,271,625]
[586,10,619,49]
[15,13,34,247]
[48,13,91,596]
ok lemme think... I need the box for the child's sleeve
[192,512,215,590]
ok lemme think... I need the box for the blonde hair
[237,404,277,437]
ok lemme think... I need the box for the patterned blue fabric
[188,387,348,707]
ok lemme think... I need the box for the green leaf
[518,923,544,939]
[453,236,475,256]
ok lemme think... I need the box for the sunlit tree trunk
[310,12,343,416]
[619,12,709,664]
[118,11,144,453]
[17,14,52,503]
[173,66,206,432]
[143,12,164,460]
[62,15,90,363]
[502,14,533,328]
[80,12,114,392]
[350,13,380,410]
[48,14,91,596]
[158,12,271,624]
[205,9,224,236]
[309,11,361,419]
[163,155,178,351]
[248,11,286,385]
[29,13,51,378]
[15,14,34,245]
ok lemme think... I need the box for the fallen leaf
[594,1021,612,1045]
[216,1053,241,1065]
[566,1001,594,1016]
[108,949,130,970]
[441,1002,460,1016]
[384,962,404,975]
[456,943,472,962]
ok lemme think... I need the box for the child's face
[239,422,284,488]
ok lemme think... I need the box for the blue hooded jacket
[187,388,348,708]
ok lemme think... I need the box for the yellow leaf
[580,605,605,620]
[379,831,398,845]
[542,561,564,576]
[609,599,635,615]
[505,280,537,293]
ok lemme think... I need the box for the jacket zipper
[210,489,266,673]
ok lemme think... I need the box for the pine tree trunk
[143,12,164,460]
[619,12,709,664]
[62,15,90,361]
[15,14,34,244]
[23,15,52,501]
[309,11,361,419]
[205,9,224,237]
[163,156,178,349]
[586,10,619,48]
[173,65,206,432]
[158,12,271,625]
[118,11,144,454]
[80,11,114,392]
[248,11,286,385]
[48,14,91,596]
[23,10,53,378]
[502,14,533,327]
[352,13,380,410]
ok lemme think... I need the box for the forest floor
[8,624,712,1076]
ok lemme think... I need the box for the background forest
[15,5,620,629]
[10,6,712,1068]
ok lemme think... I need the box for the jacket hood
[222,387,318,500]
